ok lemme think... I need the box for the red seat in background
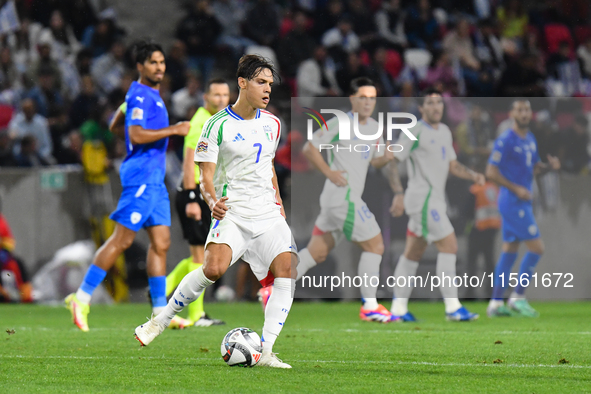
[0,104,13,128]
[544,24,574,54]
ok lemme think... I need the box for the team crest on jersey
[264,125,274,141]
[197,141,208,152]
[131,107,143,120]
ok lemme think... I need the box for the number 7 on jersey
[253,143,262,163]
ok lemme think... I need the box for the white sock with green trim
[358,252,382,310]
[391,255,419,316]
[436,253,462,313]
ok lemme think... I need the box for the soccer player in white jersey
[294,77,399,322]
[389,88,485,322]
[134,55,296,369]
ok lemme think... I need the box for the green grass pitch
[2,301,590,393]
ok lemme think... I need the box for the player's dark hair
[236,54,281,83]
[510,98,531,111]
[419,87,442,105]
[133,39,165,65]
[206,78,228,93]
[349,77,375,95]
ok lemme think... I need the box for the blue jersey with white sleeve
[120,81,169,187]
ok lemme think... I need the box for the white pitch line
[0,355,589,369]
[9,326,591,335]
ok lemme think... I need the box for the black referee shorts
[175,187,212,246]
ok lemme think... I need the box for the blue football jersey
[488,128,540,204]
[120,81,169,186]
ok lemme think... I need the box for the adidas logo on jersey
[232,133,245,142]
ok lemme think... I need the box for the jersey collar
[225,106,261,120]
[420,119,440,130]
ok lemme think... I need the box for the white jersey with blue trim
[310,112,385,207]
[393,120,456,215]
[194,106,282,219]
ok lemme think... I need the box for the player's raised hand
[390,194,405,217]
[514,185,532,200]
[212,196,229,220]
[174,121,191,137]
[547,154,561,171]
[186,202,202,221]
[328,170,348,187]
[473,173,486,186]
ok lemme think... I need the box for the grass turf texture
[1,301,590,393]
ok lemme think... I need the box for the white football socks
[296,248,317,281]
[152,306,165,315]
[154,266,214,327]
[358,252,382,310]
[391,255,419,316]
[262,278,295,354]
[436,253,462,313]
[75,289,92,304]
[509,291,525,302]
[488,299,504,309]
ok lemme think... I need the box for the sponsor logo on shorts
[197,141,208,152]
[130,212,142,224]
[131,107,143,120]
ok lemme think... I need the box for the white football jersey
[194,106,282,218]
[394,119,456,215]
[310,112,385,207]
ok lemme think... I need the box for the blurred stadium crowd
[0,0,589,172]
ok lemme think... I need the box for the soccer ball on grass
[221,327,263,367]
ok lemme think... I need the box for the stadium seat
[385,49,403,78]
[544,24,574,54]
[0,104,13,128]
[404,49,432,81]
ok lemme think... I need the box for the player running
[293,77,399,323]
[389,88,484,322]
[134,55,297,369]
[165,78,230,329]
[65,40,190,331]
[486,99,560,318]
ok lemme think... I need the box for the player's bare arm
[198,161,228,220]
[184,146,201,221]
[450,160,485,185]
[271,161,286,218]
[128,121,190,144]
[302,141,348,187]
[109,105,126,138]
[486,163,531,200]
[534,154,561,175]
[388,158,405,217]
